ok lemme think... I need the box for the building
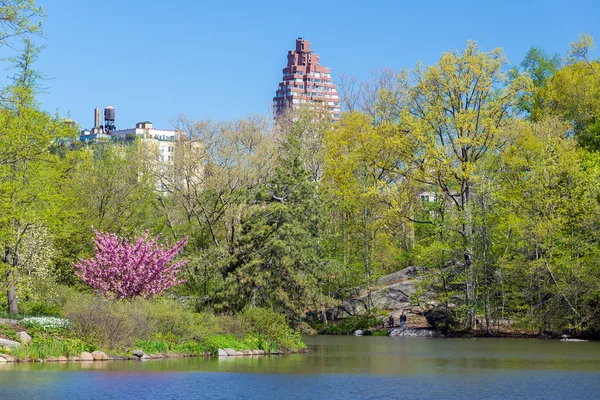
[273,38,341,120]
[78,107,202,192]
[79,107,181,164]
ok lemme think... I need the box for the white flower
[21,317,72,331]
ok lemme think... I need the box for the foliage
[0,324,19,341]
[11,337,96,359]
[314,314,383,335]
[74,231,188,299]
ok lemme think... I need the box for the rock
[424,307,455,333]
[140,354,150,360]
[46,357,59,362]
[217,348,228,357]
[376,267,418,286]
[79,352,94,361]
[0,338,21,349]
[389,328,438,337]
[270,350,282,355]
[0,357,7,363]
[131,350,145,358]
[354,330,363,336]
[17,331,32,346]
[298,348,308,354]
[255,350,266,355]
[91,351,108,361]
[68,356,80,362]
[223,348,238,356]
[241,350,252,356]
[58,356,68,362]
[0,354,15,362]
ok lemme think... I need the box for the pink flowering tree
[74,230,188,299]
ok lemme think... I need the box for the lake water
[1,335,600,399]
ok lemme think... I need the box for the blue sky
[23,0,600,130]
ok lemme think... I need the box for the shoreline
[0,347,308,364]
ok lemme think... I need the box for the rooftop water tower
[103,106,116,133]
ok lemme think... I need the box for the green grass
[9,337,96,359]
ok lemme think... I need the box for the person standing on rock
[400,311,407,329]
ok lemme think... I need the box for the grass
[8,337,96,360]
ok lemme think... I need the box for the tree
[74,231,188,299]
[517,46,561,119]
[217,156,329,322]
[400,41,532,328]
[539,34,600,151]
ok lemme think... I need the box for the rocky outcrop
[424,306,455,333]
[340,267,422,317]
[354,330,363,336]
[389,328,439,337]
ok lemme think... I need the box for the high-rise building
[273,38,341,120]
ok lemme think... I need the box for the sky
[18,0,600,130]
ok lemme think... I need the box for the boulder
[17,331,32,346]
[0,357,7,363]
[223,348,238,356]
[140,354,150,360]
[45,357,59,362]
[0,338,21,349]
[58,356,68,362]
[389,328,438,337]
[79,352,94,361]
[424,307,455,333]
[68,356,80,362]
[91,351,108,361]
[0,354,15,362]
[131,350,145,358]
[255,350,266,355]
[241,350,252,356]
[353,330,363,336]
[217,348,228,357]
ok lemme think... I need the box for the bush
[62,293,149,349]
[140,299,222,341]
[20,301,63,317]
[0,324,19,341]
[238,308,305,351]
[315,314,383,335]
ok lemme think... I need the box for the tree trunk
[7,285,18,315]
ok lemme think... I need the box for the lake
[1,335,600,399]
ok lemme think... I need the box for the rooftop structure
[273,38,340,120]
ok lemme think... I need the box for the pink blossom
[74,230,188,299]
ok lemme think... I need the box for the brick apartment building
[273,38,341,120]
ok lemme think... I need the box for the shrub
[0,324,19,341]
[74,230,188,299]
[140,299,222,341]
[62,293,149,349]
[239,308,305,351]
[21,301,62,317]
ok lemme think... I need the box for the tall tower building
[273,38,341,120]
